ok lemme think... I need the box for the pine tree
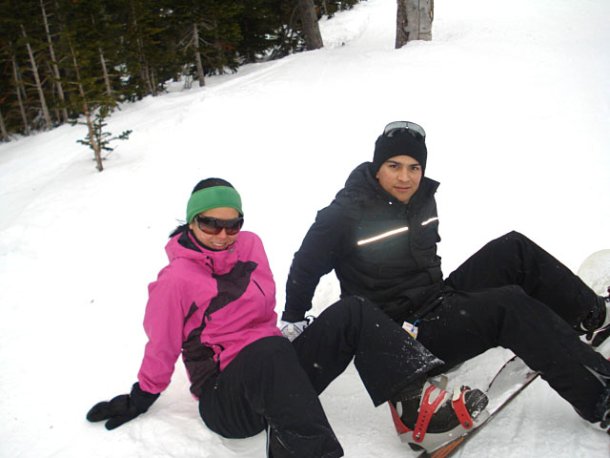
[1,0,52,133]
[40,0,69,123]
[236,0,288,63]
[76,104,131,172]
[17,1,54,130]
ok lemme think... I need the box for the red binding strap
[388,401,411,435]
[451,389,475,429]
[412,385,447,443]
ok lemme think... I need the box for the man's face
[375,155,423,203]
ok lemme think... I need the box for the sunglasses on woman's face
[195,216,244,236]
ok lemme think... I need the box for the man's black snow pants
[198,296,442,458]
[415,231,610,422]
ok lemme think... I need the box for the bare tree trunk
[395,0,408,48]
[0,108,8,141]
[395,0,434,49]
[40,0,68,123]
[150,67,158,95]
[136,36,155,95]
[11,52,30,135]
[297,0,323,50]
[99,48,114,97]
[181,64,192,89]
[21,24,53,129]
[192,23,205,87]
[320,0,329,17]
[68,38,103,171]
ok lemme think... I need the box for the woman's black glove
[86,382,160,430]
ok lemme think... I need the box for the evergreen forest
[0,0,362,141]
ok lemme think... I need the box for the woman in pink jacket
[86,178,487,457]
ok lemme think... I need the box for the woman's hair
[169,178,237,237]
[191,177,235,194]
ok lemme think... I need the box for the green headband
[186,186,243,223]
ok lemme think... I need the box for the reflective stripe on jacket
[285,162,443,323]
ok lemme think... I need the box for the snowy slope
[1,0,609,457]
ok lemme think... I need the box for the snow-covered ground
[1,0,609,456]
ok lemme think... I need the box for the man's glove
[279,319,310,342]
[86,382,160,430]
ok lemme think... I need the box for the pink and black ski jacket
[137,230,282,397]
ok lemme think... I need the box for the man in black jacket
[281,121,610,441]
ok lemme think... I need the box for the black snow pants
[198,296,442,458]
[415,231,610,422]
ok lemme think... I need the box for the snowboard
[415,356,539,458]
[414,250,609,457]
[577,249,610,297]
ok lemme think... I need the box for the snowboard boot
[578,371,610,435]
[581,288,610,353]
[594,386,610,435]
[389,379,489,451]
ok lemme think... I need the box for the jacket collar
[341,161,439,208]
[166,229,240,275]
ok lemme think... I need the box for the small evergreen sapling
[76,105,132,172]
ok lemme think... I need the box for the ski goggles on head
[195,216,244,235]
[383,121,426,140]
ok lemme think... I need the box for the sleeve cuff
[281,310,306,322]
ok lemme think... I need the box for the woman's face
[189,207,241,250]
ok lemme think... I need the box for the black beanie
[372,130,427,175]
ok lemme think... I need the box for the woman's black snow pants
[198,296,442,458]
[415,231,610,422]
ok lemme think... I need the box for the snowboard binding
[389,381,489,452]
[585,287,610,350]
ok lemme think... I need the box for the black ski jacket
[284,162,444,324]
